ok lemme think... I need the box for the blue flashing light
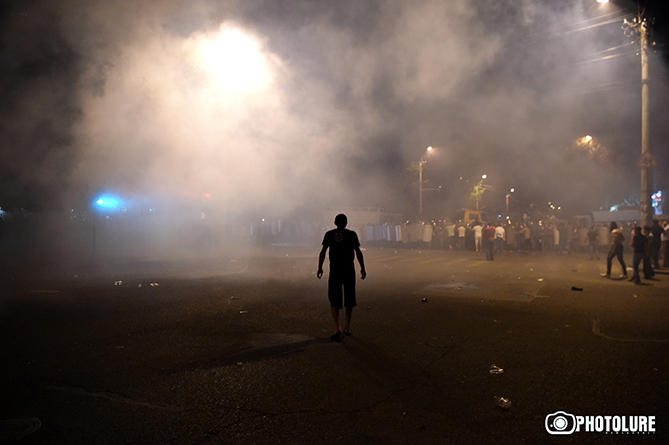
[94,194,123,211]
[651,190,662,207]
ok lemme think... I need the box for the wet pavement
[2,248,668,443]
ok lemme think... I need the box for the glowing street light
[596,0,609,4]
[481,174,487,179]
[189,25,273,94]
[584,135,593,142]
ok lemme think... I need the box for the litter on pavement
[489,364,504,375]
[494,396,512,409]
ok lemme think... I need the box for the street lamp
[481,174,487,179]
[506,187,515,213]
[418,146,434,216]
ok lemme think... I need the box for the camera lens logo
[545,411,577,435]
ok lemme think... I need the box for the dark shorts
[328,268,356,309]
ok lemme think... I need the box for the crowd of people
[430,219,614,256]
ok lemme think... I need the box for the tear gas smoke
[1,0,668,249]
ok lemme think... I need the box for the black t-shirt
[633,234,647,253]
[322,228,360,269]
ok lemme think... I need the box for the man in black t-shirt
[317,214,366,341]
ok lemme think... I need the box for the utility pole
[418,159,425,216]
[417,146,433,217]
[625,14,655,227]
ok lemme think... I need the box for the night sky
[1,0,668,216]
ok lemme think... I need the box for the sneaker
[330,332,342,342]
[600,273,610,278]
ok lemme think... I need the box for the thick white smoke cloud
[61,0,507,216]
[56,0,662,216]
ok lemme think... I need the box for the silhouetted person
[602,222,627,279]
[630,227,647,285]
[483,224,495,261]
[317,214,366,341]
[662,221,669,268]
[587,225,599,260]
[649,220,663,269]
[642,226,656,279]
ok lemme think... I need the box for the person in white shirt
[446,223,456,249]
[457,224,466,250]
[472,222,483,252]
[494,224,506,253]
[552,225,560,251]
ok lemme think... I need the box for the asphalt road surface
[2,247,668,444]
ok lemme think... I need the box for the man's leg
[328,273,343,340]
[342,270,356,335]
[344,307,353,334]
[605,248,614,277]
[631,253,641,283]
[652,244,660,268]
[330,307,341,334]
[617,247,627,276]
[643,254,654,278]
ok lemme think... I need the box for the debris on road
[489,364,504,375]
[113,280,123,286]
[421,297,428,303]
[239,310,249,314]
[149,282,160,287]
[229,296,240,300]
[494,396,512,409]
[633,294,638,298]
[537,278,544,282]
[571,286,583,291]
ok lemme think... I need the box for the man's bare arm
[317,246,327,278]
[354,246,366,279]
